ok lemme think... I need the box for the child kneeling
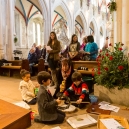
[63,72,89,109]
[35,71,65,124]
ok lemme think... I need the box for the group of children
[19,69,89,124]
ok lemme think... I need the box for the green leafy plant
[14,37,18,43]
[94,42,129,90]
[107,0,117,13]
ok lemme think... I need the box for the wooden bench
[33,58,46,75]
[72,61,98,75]
[0,59,29,77]
[0,99,31,129]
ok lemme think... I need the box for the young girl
[19,69,38,105]
[68,34,80,60]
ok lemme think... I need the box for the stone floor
[0,76,129,129]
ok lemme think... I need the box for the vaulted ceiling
[15,0,43,26]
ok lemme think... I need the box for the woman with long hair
[68,34,80,60]
[47,31,61,87]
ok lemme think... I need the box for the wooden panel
[1,66,21,69]
[7,60,22,66]
[72,61,98,69]
[0,99,31,129]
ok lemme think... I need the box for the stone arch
[52,1,72,38]
[38,0,50,44]
[89,18,99,44]
[74,10,87,36]
[89,18,98,36]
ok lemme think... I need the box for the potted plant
[94,42,129,106]
[107,0,117,13]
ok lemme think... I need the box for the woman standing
[68,34,80,60]
[84,35,98,61]
[47,32,61,87]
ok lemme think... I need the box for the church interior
[0,0,129,129]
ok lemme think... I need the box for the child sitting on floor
[34,71,65,124]
[63,72,89,109]
[19,69,38,105]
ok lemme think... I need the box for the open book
[67,114,97,129]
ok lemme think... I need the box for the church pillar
[38,0,51,44]
[0,0,4,59]
[114,0,122,44]
[5,0,15,60]
[122,0,129,53]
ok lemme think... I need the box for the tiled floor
[0,76,129,129]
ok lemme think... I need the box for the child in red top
[63,72,89,109]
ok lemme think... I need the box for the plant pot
[94,84,129,106]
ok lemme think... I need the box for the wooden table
[0,99,31,129]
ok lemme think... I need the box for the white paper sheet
[100,118,125,129]
[99,104,120,112]
[67,114,97,129]
[46,46,52,50]
[13,101,30,109]
[98,101,110,106]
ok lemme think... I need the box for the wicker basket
[97,115,129,129]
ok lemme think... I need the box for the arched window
[33,22,36,43]
[37,23,40,45]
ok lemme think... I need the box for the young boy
[34,71,65,124]
[63,72,89,109]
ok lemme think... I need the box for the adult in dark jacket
[41,45,46,60]
[27,49,38,75]
[53,58,74,98]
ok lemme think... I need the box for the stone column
[0,0,4,59]
[114,0,122,43]
[122,0,129,54]
[5,0,15,60]
[38,0,51,44]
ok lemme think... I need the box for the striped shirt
[64,82,89,100]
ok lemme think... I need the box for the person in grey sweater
[34,71,65,124]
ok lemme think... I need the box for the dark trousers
[48,58,58,70]
[70,94,90,109]
[29,63,35,75]
[24,98,37,105]
[43,109,65,124]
